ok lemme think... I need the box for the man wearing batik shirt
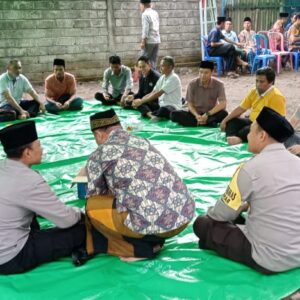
[84,109,195,261]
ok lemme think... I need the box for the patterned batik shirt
[86,129,195,235]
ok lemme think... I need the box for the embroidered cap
[256,107,294,143]
[90,109,120,131]
[0,121,38,151]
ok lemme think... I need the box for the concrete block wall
[0,0,201,82]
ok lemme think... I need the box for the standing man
[45,59,84,114]
[83,109,195,261]
[132,56,182,121]
[95,55,133,106]
[220,67,286,145]
[0,59,45,122]
[0,121,85,274]
[140,0,161,70]
[122,55,161,117]
[193,107,299,274]
[171,61,228,127]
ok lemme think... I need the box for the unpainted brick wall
[0,0,201,82]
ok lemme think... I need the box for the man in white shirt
[0,59,45,122]
[0,121,85,274]
[140,0,161,69]
[132,56,182,122]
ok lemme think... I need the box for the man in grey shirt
[94,55,133,106]
[140,0,161,69]
[0,121,85,274]
[193,107,300,274]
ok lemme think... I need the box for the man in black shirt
[122,56,160,117]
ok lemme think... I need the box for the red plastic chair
[267,32,293,74]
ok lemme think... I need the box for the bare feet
[227,136,243,145]
[119,256,147,262]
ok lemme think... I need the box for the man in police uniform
[193,107,300,274]
[0,121,85,274]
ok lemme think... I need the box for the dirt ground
[34,69,300,118]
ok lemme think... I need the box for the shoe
[72,249,91,266]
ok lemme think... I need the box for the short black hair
[4,142,32,159]
[109,55,121,65]
[162,56,175,68]
[256,67,276,84]
[225,17,232,22]
[137,55,150,64]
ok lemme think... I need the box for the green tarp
[0,101,299,299]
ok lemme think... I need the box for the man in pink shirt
[45,59,83,114]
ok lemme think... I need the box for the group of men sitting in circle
[1,53,300,153]
[1,47,300,277]
[207,13,300,78]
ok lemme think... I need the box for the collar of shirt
[111,66,125,77]
[197,77,213,88]
[261,143,285,154]
[6,71,19,82]
[256,85,274,97]
[164,70,174,79]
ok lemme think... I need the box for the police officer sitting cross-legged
[193,107,300,274]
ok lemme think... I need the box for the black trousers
[94,92,123,105]
[0,222,86,275]
[152,105,176,119]
[123,100,160,118]
[0,100,40,122]
[137,101,160,117]
[193,215,274,275]
[225,118,252,142]
[208,44,237,72]
[171,110,228,127]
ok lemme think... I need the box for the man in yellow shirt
[220,67,286,145]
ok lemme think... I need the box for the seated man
[45,59,84,114]
[0,59,45,122]
[238,17,256,60]
[271,12,289,51]
[194,107,300,274]
[0,121,85,275]
[132,56,182,121]
[284,105,300,156]
[272,12,289,34]
[171,61,228,127]
[288,14,300,52]
[220,67,286,145]
[83,109,195,261]
[95,55,133,105]
[121,55,161,117]
[222,17,248,65]
[207,16,249,77]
